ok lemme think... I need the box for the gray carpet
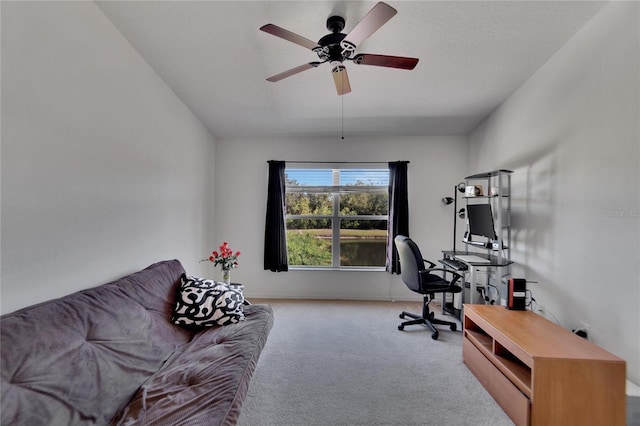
[238,299,513,426]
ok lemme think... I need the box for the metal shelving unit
[462,169,513,292]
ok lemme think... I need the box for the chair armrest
[423,268,463,288]
[421,258,437,269]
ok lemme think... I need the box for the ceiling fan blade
[266,62,321,82]
[340,2,397,52]
[352,54,419,70]
[332,65,352,96]
[260,24,320,50]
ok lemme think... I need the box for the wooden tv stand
[462,304,626,425]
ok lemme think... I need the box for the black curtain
[386,161,409,274]
[264,161,289,272]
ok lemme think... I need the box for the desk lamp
[442,183,467,252]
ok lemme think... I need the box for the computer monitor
[466,204,497,241]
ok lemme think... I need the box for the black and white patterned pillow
[172,274,245,327]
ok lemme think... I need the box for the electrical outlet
[573,329,588,339]
[580,322,591,340]
[572,322,591,340]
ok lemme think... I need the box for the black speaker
[507,278,526,310]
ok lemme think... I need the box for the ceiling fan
[260,2,419,96]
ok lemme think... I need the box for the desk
[441,251,512,307]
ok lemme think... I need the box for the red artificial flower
[201,242,241,271]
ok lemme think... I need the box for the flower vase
[222,269,231,285]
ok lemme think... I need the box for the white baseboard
[244,293,424,303]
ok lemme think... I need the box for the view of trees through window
[285,167,389,268]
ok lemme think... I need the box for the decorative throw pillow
[172,274,245,327]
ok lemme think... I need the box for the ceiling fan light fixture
[332,65,351,96]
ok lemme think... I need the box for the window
[285,165,389,269]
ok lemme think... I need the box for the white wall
[213,135,468,302]
[469,2,639,383]
[1,2,215,314]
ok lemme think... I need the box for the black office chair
[394,235,463,340]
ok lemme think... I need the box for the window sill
[288,267,386,272]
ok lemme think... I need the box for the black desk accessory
[507,278,526,310]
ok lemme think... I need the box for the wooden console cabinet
[463,304,626,425]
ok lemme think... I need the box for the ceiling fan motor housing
[316,16,350,63]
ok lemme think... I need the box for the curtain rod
[267,160,409,164]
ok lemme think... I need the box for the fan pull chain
[341,89,344,140]
[341,74,345,140]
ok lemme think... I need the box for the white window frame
[285,163,389,271]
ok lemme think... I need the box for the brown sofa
[0,259,273,425]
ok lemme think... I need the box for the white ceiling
[96,1,607,140]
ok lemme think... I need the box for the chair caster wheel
[431,332,439,340]
[399,313,405,319]
[450,324,457,331]
[398,325,405,331]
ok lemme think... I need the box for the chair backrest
[394,235,426,293]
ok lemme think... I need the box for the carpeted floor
[237,299,513,426]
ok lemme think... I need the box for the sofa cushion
[172,274,245,327]
[112,304,274,426]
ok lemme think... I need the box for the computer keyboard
[440,258,468,271]
[455,254,492,264]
